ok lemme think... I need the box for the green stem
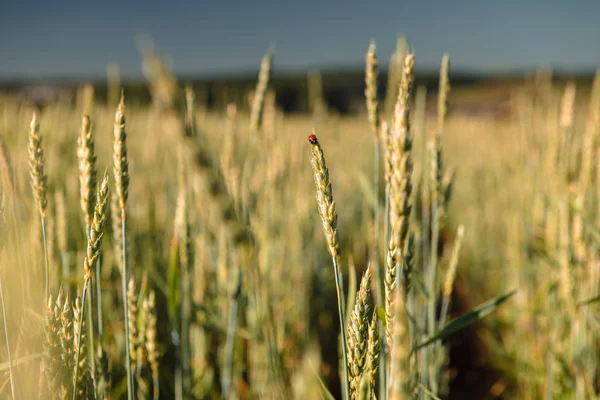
[181,246,191,396]
[427,197,440,393]
[86,285,96,392]
[84,229,97,393]
[380,183,390,400]
[73,276,90,400]
[0,268,16,399]
[373,137,381,305]
[438,295,451,333]
[332,256,350,400]
[121,212,134,400]
[41,216,49,307]
[420,173,431,398]
[96,253,103,338]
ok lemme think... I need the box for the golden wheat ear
[308,131,351,399]
[77,114,97,229]
[249,47,274,133]
[365,40,380,137]
[347,268,373,398]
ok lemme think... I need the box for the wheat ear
[249,47,274,133]
[28,112,50,304]
[385,53,415,347]
[308,131,350,400]
[347,268,372,399]
[145,290,159,400]
[73,175,108,400]
[113,93,135,400]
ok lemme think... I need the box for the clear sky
[1,0,599,80]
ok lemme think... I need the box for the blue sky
[1,0,599,80]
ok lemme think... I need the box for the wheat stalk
[113,93,135,400]
[28,112,51,306]
[55,191,70,290]
[308,131,350,400]
[0,265,15,399]
[73,175,108,400]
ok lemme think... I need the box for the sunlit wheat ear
[84,176,109,281]
[184,85,197,137]
[384,244,399,347]
[73,176,108,400]
[136,288,148,375]
[439,225,465,329]
[29,112,51,303]
[365,40,380,137]
[144,290,160,400]
[308,131,349,399]
[560,82,576,130]
[73,296,92,398]
[388,287,409,400]
[434,54,452,228]
[386,53,415,346]
[437,54,450,134]
[249,47,274,133]
[390,52,415,248]
[113,93,129,213]
[347,268,372,399]
[365,311,379,398]
[57,292,75,395]
[42,292,69,397]
[112,92,134,399]
[308,132,339,259]
[112,191,124,271]
[443,225,464,299]
[127,277,138,372]
[77,114,97,228]
[28,112,48,218]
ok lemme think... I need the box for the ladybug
[308,133,318,145]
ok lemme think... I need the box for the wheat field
[0,40,599,400]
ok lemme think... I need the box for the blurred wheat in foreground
[0,38,599,400]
